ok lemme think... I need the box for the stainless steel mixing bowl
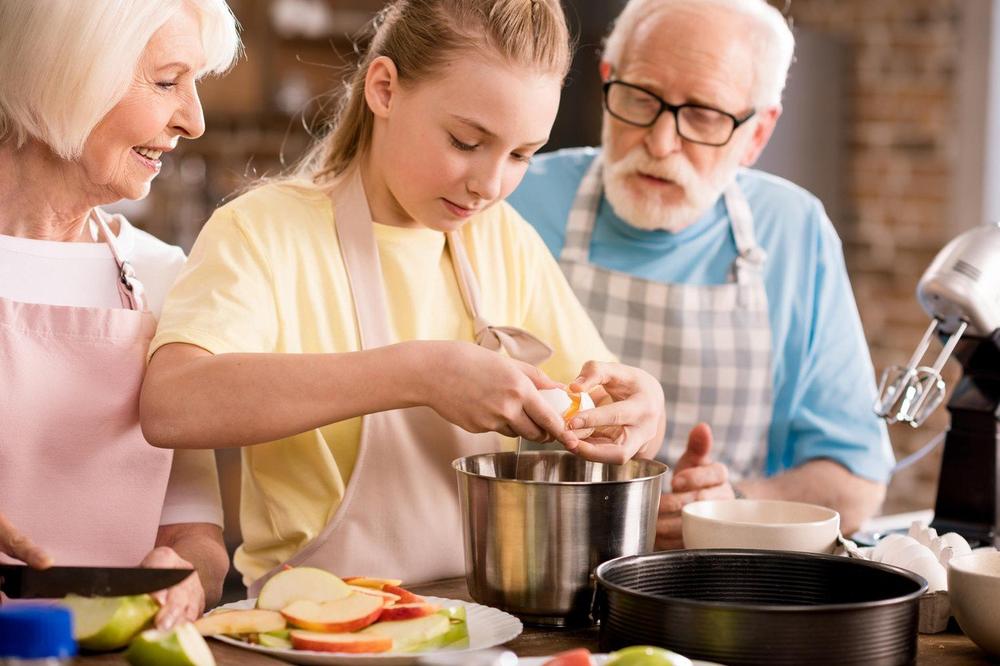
[453,450,667,626]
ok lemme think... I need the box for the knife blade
[0,565,192,598]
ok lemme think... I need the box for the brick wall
[787,0,966,513]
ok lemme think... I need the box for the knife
[0,565,193,598]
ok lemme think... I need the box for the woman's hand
[139,547,203,629]
[423,342,578,448]
[0,511,52,569]
[563,361,666,464]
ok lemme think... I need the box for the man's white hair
[603,0,795,108]
[0,0,241,160]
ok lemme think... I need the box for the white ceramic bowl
[682,499,840,553]
[948,548,1000,657]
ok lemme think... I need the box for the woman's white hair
[603,0,795,108]
[0,0,240,160]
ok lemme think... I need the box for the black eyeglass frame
[602,79,757,147]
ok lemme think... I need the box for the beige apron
[0,210,171,566]
[248,171,551,593]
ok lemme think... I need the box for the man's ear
[740,105,782,167]
[599,60,613,81]
[365,56,398,119]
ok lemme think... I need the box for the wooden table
[76,577,993,665]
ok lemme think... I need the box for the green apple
[605,646,693,666]
[125,622,216,666]
[61,594,159,651]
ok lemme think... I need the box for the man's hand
[656,423,735,549]
[139,547,201,630]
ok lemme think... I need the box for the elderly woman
[0,0,239,627]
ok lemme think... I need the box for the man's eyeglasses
[603,80,756,147]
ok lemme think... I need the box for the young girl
[140,0,665,589]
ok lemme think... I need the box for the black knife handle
[0,565,24,599]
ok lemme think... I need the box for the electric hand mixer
[874,221,1000,546]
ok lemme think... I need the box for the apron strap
[722,182,767,307]
[332,168,552,365]
[90,208,147,312]
[446,231,552,366]
[332,170,395,350]
[559,154,604,264]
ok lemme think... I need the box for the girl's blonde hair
[0,0,240,160]
[297,0,572,184]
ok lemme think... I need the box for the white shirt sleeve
[159,449,225,527]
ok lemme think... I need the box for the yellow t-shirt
[151,180,614,583]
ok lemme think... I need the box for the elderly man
[508,0,894,546]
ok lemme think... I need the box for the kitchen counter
[75,577,993,665]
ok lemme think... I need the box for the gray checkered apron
[560,156,773,480]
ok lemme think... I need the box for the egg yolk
[562,392,583,422]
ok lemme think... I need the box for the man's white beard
[602,128,744,232]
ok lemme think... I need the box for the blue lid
[0,605,77,658]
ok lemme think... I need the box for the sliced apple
[378,602,440,622]
[343,576,403,590]
[257,633,293,650]
[289,630,392,654]
[61,594,159,651]
[409,607,469,652]
[193,609,285,636]
[256,566,351,611]
[281,593,385,633]
[125,622,216,666]
[361,612,450,652]
[348,584,401,603]
[382,584,424,604]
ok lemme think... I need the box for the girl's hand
[563,361,666,464]
[139,547,202,629]
[424,342,578,448]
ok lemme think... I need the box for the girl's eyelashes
[448,130,534,163]
[449,134,478,152]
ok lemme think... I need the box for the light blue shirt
[507,147,894,483]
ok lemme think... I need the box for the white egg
[903,553,948,592]
[872,534,915,563]
[885,541,934,569]
[538,388,595,421]
[939,532,972,558]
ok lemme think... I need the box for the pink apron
[248,170,552,593]
[0,210,172,566]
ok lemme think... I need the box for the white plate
[209,596,523,665]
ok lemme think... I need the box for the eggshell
[539,388,573,416]
[538,388,595,421]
